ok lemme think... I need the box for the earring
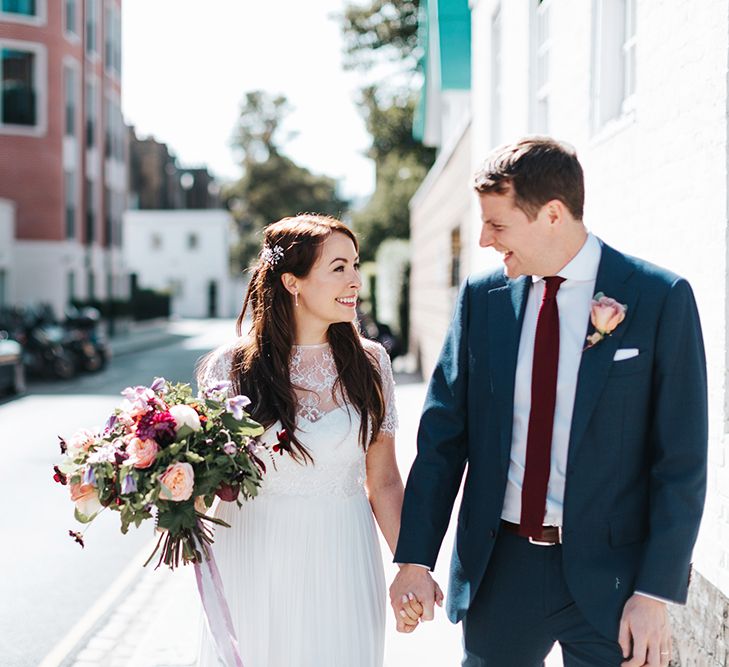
[294,291,299,307]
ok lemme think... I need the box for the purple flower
[103,414,118,434]
[204,380,232,397]
[223,442,237,456]
[225,395,252,420]
[82,466,97,486]
[121,385,156,413]
[136,410,177,445]
[121,474,137,495]
[150,377,167,393]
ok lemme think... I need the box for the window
[2,0,35,16]
[188,233,198,250]
[85,0,97,56]
[591,0,636,130]
[490,7,502,146]
[1,48,36,126]
[64,0,78,36]
[85,78,96,146]
[65,170,76,238]
[450,228,461,288]
[87,270,95,299]
[0,269,6,308]
[532,0,551,133]
[64,64,76,136]
[67,270,76,302]
[85,177,95,243]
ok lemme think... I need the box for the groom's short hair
[473,136,584,221]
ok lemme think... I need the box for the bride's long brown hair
[230,214,386,462]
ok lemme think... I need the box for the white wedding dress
[196,338,397,667]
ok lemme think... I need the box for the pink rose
[67,429,96,457]
[591,296,626,334]
[159,462,195,502]
[70,482,102,517]
[127,437,159,469]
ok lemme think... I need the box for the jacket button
[490,529,496,538]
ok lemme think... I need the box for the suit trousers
[461,531,624,667]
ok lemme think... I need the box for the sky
[121,0,375,199]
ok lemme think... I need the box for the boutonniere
[585,292,627,350]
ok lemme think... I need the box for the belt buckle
[528,526,562,547]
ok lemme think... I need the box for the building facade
[123,210,242,319]
[0,0,127,316]
[411,0,729,663]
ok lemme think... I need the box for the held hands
[389,564,444,633]
[618,595,672,667]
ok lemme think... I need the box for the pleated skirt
[197,491,386,667]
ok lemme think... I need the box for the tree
[352,90,434,260]
[340,0,421,73]
[224,91,348,269]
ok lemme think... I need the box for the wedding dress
[196,338,397,667]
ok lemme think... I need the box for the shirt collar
[531,232,601,284]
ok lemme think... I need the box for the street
[0,320,234,667]
[0,318,562,666]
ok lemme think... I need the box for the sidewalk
[48,376,563,667]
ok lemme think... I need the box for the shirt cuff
[634,590,673,605]
[397,563,431,571]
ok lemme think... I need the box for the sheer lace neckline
[292,342,330,350]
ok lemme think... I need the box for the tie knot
[543,276,565,300]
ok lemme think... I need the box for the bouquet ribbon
[194,528,244,667]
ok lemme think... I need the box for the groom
[391,137,707,666]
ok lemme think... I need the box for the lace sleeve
[372,342,398,435]
[195,344,234,395]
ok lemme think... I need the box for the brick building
[0,0,127,316]
[411,0,729,663]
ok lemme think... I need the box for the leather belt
[500,520,563,546]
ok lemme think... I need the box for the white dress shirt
[501,232,601,526]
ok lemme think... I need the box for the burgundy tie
[519,276,566,539]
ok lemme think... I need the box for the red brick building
[0,0,127,314]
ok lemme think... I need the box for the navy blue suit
[395,242,708,647]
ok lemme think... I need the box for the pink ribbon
[194,536,244,667]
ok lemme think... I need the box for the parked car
[0,333,26,395]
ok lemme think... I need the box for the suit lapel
[488,275,530,468]
[567,243,638,466]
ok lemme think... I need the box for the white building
[411,0,729,662]
[0,199,15,308]
[123,210,242,319]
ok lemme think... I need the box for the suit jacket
[394,241,708,640]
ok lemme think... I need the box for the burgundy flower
[53,466,68,485]
[58,436,67,454]
[136,410,177,445]
[215,483,240,502]
[273,429,289,455]
[69,530,84,548]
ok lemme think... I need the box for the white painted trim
[0,0,47,26]
[0,38,48,138]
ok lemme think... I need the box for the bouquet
[53,377,268,569]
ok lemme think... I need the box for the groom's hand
[389,564,443,633]
[618,595,672,667]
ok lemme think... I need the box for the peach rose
[67,429,97,457]
[70,482,102,517]
[127,437,159,469]
[591,295,626,334]
[159,462,195,502]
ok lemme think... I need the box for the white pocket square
[613,348,639,361]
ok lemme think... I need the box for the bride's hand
[398,594,424,633]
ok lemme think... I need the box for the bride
[196,214,422,666]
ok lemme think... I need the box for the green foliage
[340,0,421,72]
[354,146,431,261]
[225,91,348,270]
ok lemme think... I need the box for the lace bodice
[197,338,398,498]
